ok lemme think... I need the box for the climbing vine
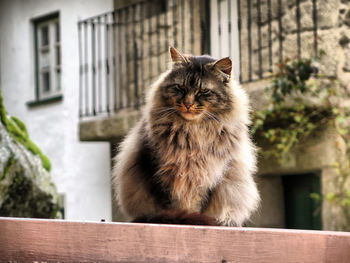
[251,56,350,230]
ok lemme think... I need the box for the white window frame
[33,13,61,101]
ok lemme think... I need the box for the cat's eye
[171,84,184,94]
[200,89,211,95]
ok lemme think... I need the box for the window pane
[39,51,50,68]
[56,45,61,66]
[55,22,60,43]
[41,26,49,46]
[42,72,50,92]
[56,68,61,91]
[34,13,60,99]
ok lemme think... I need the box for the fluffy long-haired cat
[112,47,260,226]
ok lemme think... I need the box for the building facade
[2,0,350,230]
[78,0,350,231]
[0,0,114,221]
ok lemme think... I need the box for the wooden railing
[1,217,350,262]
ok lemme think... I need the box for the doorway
[282,173,322,230]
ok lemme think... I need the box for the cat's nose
[183,102,193,109]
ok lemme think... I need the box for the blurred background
[1,0,350,231]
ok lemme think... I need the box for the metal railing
[237,0,318,83]
[78,0,318,118]
[78,0,209,118]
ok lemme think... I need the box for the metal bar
[164,1,169,51]
[132,4,139,108]
[156,2,161,74]
[125,7,130,108]
[228,0,232,58]
[312,0,318,56]
[133,44,139,109]
[148,1,153,84]
[267,0,272,72]
[190,0,194,53]
[237,0,242,82]
[278,0,283,62]
[78,22,83,118]
[205,0,211,54]
[84,21,89,116]
[105,14,110,114]
[91,19,96,116]
[247,0,252,81]
[140,1,145,104]
[199,0,203,53]
[117,9,123,109]
[97,16,102,113]
[257,0,262,78]
[296,0,301,59]
[181,0,185,51]
[217,0,221,57]
[173,0,178,48]
[112,11,117,111]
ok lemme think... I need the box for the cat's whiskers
[157,107,177,114]
[161,110,177,119]
[203,110,220,124]
[155,107,178,119]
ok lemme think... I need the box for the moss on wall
[2,156,14,180]
[0,89,51,171]
[0,167,59,218]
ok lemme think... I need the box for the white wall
[0,0,113,221]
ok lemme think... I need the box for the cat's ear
[214,57,232,75]
[169,46,187,63]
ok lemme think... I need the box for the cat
[112,47,260,226]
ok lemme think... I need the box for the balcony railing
[237,0,318,83]
[78,0,318,119]
[78,0,209,118]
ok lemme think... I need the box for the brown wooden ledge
[1,217,350,262]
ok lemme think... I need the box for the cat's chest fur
[149,120,236,211]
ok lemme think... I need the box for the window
[29,12,62,106]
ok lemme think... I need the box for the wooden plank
[1,217,350,262]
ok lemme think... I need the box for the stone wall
[239,0,350,84]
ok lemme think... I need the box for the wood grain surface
[1,217,350,262]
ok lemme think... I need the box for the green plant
[251,57,348,160]
[251,56,350,230]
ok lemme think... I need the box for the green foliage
[251,57,348,160]
[0,89,51,171]
[270,58,316,103]
[326,161,350,230]
[11,116,29,137]
[252,56,350,230]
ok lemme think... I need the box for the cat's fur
[112,47,260,226]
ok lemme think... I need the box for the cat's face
[156,47,234,122]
